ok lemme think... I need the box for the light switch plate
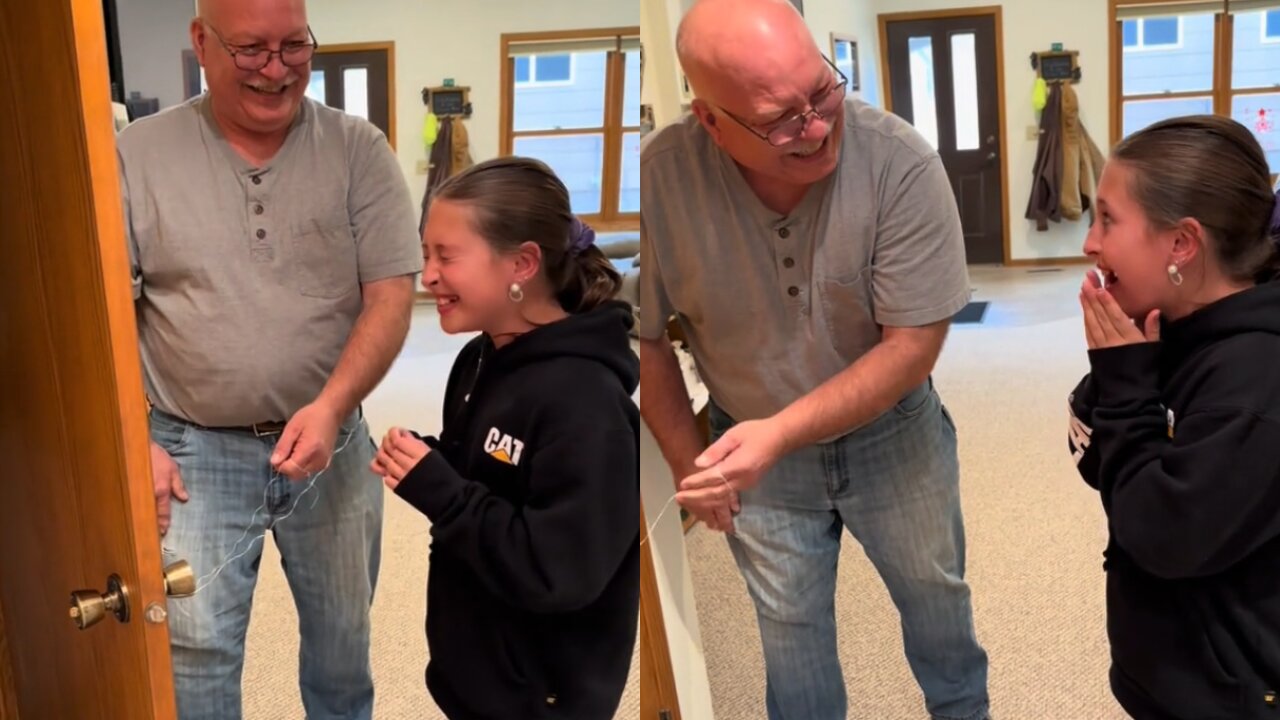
[1026,125,1041,141]
[415,160,430,175]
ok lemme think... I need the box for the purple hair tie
[1271,188,1280,238]
[569,217,597,256]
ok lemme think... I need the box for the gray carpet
[685,310,1131,719]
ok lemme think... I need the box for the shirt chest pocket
[290,218,359,299]
[817,264,882,362]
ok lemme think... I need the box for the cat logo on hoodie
[484,427,525,466]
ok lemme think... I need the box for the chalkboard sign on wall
[424,86,471,117]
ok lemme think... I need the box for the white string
[175,429,359,597]
[640,466,734,547]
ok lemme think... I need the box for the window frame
[514,54,577,88]
[1263,9,1280,43]
[1110,2,1279,183]
[499,28,641,231]
[1123,16,1185,51]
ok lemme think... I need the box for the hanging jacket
[394,301,640,720]
[1067,282,1280,719]
[1025,83,1063,231]
[1058,83,1105,224]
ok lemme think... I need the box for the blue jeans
[710,379,989,720]
[152,409,383,720]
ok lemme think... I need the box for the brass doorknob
[68,574,130,630]
[163,560,196,598]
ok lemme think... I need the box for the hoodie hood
[481,300,639,394]
[1162,281,1280,362]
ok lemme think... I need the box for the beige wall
[873,0,1110,261]
[803,0,882,108]
[306,0,639,205]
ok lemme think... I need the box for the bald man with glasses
[115,0,421,717]
[639,1,990,718]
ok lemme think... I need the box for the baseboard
[1005,255,1093,267]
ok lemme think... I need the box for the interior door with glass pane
[307,48,391,142]
[885,14,1004,264]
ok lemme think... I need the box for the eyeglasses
[203,22,318,71]
[717,56,848,147]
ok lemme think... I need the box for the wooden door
[883,10,1005,264]
[0,0,176,717]
[311,44,394,146]
[639,506,681,720]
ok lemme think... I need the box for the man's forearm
[639,336,706,483]
[317,276,415,419]
[773,322,948,454]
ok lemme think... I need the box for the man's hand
[676,418,788,533]
[151,441,188,536]
[370,427,430,491]
[271,400,342,481]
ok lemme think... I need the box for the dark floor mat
[954,301,989,324]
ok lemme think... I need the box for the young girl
[1068,115,1280,719]
[371,157,639,719]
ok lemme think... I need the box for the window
[502,29,641,229]
[1265,9,1280,41]
[1113,2,1280,175]
[1122,17,1183,50]
[514,54,575,86]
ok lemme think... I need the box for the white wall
[306,0,639,206]
[802,0,882,108]
[870,0,1110,261]
[116,0,195,110]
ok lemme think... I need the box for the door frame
[316,41,397,150]
[639,504,682,720]
[877,6,1012,266]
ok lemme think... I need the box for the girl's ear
[512,241,543,284]
[1170,217,1206,268]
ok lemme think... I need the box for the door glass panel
[620,132,640,213]
[835,40,855,96]
[1231,93,1280,173]
[513,134,605,213]
[514,51,607,131]
[343,67,369,120]
[1232,11,1280,90]
[950,32,980,151]
[908,36,939,150]
[1121,96,1213,137]
[305,69,325,104]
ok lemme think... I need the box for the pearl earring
[1167,263,1184,287]
[508,283,525,303]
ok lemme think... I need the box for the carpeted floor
[239,304,640,719]
[684,266,1132,719]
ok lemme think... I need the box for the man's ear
[691,99,725,145]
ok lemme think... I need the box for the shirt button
[256,228,266,239]
[787,286,800,297]
[783,257,795,268]
[251,175,262,185]
[778,227,790,239]
[254,204,264,215]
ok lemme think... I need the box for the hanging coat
[1025,83,1063,232]
[1059,83,1105,224]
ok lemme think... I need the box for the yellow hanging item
[1032,78,1048,111]
[423,112,440,147]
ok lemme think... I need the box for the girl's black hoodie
[1068,282,1280,719]
[394,301,640,720]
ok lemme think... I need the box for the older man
[116,0,421,717]
[639,1,990,718]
